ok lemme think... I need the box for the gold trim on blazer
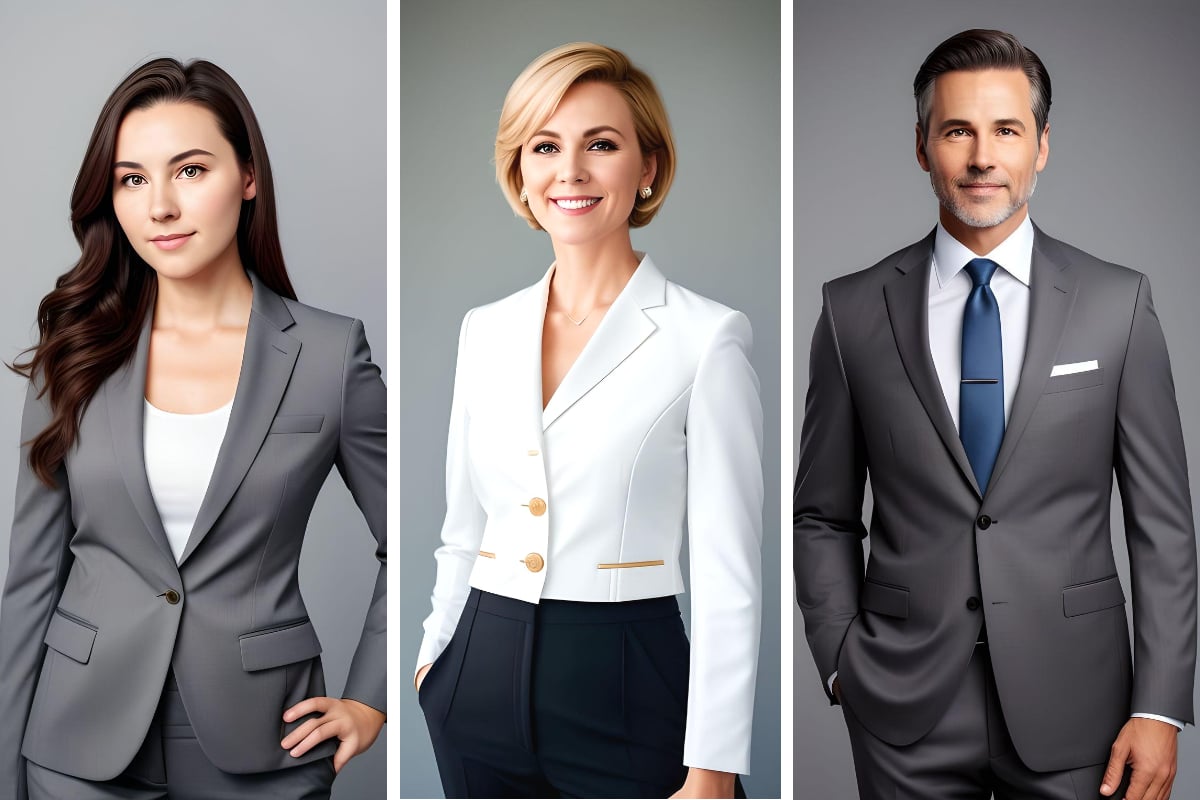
[596,560,665,570]
[478,550,496,559]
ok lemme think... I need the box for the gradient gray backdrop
[0,3,387,798]
[794,1,1200,796]
[400,0,781,796]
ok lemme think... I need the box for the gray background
[400,0,780,796]
[0,3,387,797]
[793,1,1200,796]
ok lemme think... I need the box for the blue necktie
[960,258,1004,491]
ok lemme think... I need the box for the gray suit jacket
[0,273,386,795]
[794,227,1196,772]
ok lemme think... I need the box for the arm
[793,285,867,703]
[284,319,388,771]
[1100,276,1196,800]
[416,310,487,675]
[0,381,76,800]
[682,310,763,778]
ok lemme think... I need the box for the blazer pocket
[859,579,909,619]
[269,414,324,434]
[239,618,323,671]
[44,608,98,664]
[1063,574,1125,617]
[1044,368,1104,394]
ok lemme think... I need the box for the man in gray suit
[794,29,1196,800]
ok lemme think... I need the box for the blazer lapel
[987,228,1078,491]
[178,274,300,565]
[106,311,177,567]
[541,256,663,429]
[883,230,982,497]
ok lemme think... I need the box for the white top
[927,215,1033,431]
[144,398,234,563]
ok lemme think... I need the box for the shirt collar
[932,214,1034,289]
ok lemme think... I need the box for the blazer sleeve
[415,310,487,674]
[793,285,868,703]
[1113,275,1197,724]
[0,381,75,800]
[683,310,763,775]
[333,319,388,715]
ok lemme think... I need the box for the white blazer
[417,255,763,774]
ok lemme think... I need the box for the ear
[242,161,257,201]
[1035,123,1050,173]
[915,124,931,173]
[641,151,658,190]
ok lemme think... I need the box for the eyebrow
[939,118,1027,131]
[530,125,624,140]
[113,148,216,171]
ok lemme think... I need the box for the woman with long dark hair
[0,58,385,799]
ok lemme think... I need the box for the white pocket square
[1051,360,1099,377]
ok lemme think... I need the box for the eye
[120,174,146,188]
[947,128,969,138]
[587,139,617,151]
[531,141,559,154]
[997,128,1016,136]
[178,164,206,178]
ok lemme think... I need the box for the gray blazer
[794,227,1196,773]
[0,273,386,795]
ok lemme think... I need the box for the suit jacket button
[524,553,545,572]
[527,497,547,516]
[976,515,992,530]
[966,596,981,611]
[164,589,181,605]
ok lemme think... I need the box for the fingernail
[1100,785,1110,793]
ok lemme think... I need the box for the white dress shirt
[832,216,1181,730]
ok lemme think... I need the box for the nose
[149,180,179,223]
[968,135,995,173]
[556,149,588,184]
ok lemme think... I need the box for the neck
[153,253,253,332]
[547,231,640,312]
[940,205,1029,256]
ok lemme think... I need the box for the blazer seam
[338,319,361,441]
[821,282,854,396]
[1113,274,1147,401]
[250,470,291,630]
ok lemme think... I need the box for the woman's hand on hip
[670,767,736,798]
[415,662,433,691]
[281,696,386,773]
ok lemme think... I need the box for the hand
[415,662,433,691]
[1100,717,1178,800]
[669,767,736,798]
[281,696,386,774]
[832,676,842,704]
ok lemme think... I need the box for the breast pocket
[269,414,325,434]
[1044,368,1104,394]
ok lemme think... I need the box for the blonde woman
[415,43,762,799]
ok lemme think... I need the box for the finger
[1100,742,1129,796]
[288,719,344,758]
[333,738,358,774]
[284,696,332,723]
[281,716,327,750]
[1123,765,1153,800]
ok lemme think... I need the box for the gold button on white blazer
[417,255,763,774]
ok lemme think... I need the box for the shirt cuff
[827,670,838,694]
[1131,712,1184,730]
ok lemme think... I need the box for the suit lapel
[178,274,300,565]
[541,256,664,430]
[106,311,177,567]
[883,230,982,497]
[988,228,1077,491]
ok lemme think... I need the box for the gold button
[527,497,547,516]
[524,553,545,572]
[164,590,181,605]
[527,449,540,456]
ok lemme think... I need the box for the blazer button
[966,596,981,611]
[164,589,181,605]
[524,553,545,573]
[527,497,547,516]
[976,515,992,530]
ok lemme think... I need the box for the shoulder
[659,278,750,345]
[826,233,935,300]
[1034,229,1146,289]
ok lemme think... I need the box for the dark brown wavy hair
[12,58,297,486]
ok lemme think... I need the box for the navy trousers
[419,588,696,798]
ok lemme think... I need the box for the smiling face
[111,101,255,282]
[519,81,656,252]
[916,68,1049,246]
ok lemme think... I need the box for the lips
[150,233,194,251]
[552,197,600,210]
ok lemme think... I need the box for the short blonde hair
[495,42,676,230]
